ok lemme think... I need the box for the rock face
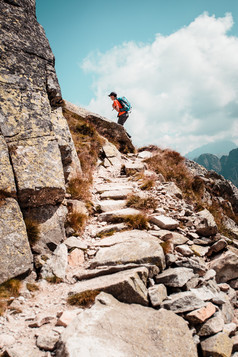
[0,198,33,284]
[0,0,81,280]
[56,292,198,357]
[63,101,135,154]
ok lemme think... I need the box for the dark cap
[108,91,117,97]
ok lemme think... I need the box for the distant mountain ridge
[185,140,237,160]
[195,148,238,187]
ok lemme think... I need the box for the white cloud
[81,13,238,154]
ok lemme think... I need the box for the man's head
[108,91,117,101]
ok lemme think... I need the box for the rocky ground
[0,147,238,357]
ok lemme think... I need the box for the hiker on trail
[108,92,131,126]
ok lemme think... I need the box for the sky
[36,0,238,154]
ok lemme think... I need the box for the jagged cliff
[0,0,82,283]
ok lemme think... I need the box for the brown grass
[126,194,157,211]
[45,276,63,284]
[0,279,21,316]
[67,290,100,308]
[65,212,87,234]
[140,178,156,191]
[26,283,39,292]
[24,218,40,247]
[123,214,149,230]
[67,177,92,202]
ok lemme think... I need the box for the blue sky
[36,0,238,153]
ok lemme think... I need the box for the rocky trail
[1,148,238,357]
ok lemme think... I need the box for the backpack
[117,96,131,112]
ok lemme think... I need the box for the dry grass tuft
[24,218,40,247]
[97,229,118,239]
[0,279,21,316]
[67,290,100,308]
[45,276,63,284]
[66,212,88,234]
[123,214,149,230]
[67,177,91,202]
[140,178,156,191]
[26,283,39,292]
[126,194,157,211]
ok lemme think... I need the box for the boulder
[209,250,238,283]
[0,198,33,284]
[23,204,68,254]
[55,292,198,357]
[149,215,179,230]
[69,267,149,306]
[191,244,209,257]
[63,101,135,153]
[124,161,145,175]
[155,267,195,287]
[200,332,233,357]
[90,230,165,271]
[8,137,66,208]
[41,243,68,280]
[195,209,218,236]
[175,244,194,256]
[68,249,85,267]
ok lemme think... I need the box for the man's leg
[117,113,128,126]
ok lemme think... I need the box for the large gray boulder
[69,267,149,306]
[0,198,33,284]
[90,230,165,271]
[56,292,198,357]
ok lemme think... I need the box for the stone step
[89,230,165,271]
[98,208,141,223]
[100,189,133,200]
[95,183,134,194]
[69,267,149,306]
[98,199,127,212]
[95,223,128,236]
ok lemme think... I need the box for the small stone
[203,269,216,281]
[200,332,233,357]
[28,315,54,328]
[36,332,59,351]
[185,302,216,324]
[198,312,224,336]
[148,284,167,307]
[191,244,209,257]
[155,267,195,288]
[64,237,88,250]
[224,323,237,336]
[175,245,193,257]
[207,238,227,256]
[161,291,205,313]
[149,215,179,230]
[56,309,82,327]
[68,249,85,267]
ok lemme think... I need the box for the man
[108,91,129,126]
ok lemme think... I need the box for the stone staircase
[0,149,238,357]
